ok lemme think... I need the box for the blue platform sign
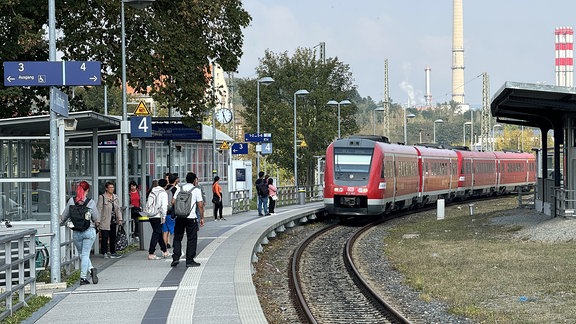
[151,119,201,140]
[3,61,101,86]
[231,143,248,154]
[130,116,152,138]
[3,61,63,86]
[261,142,273,155]
[244,133,272,142]
[51,88,69,117]
[64,61,101,86]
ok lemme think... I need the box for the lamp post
[327,99,351,138]
[433,119,444,143]
[294,89,309,189]
[463,121,472,146]
[121,0,153,235]
[372,107,384,135]
[256,76,274,175]
[492,124,502,151]
[403,108,415,144]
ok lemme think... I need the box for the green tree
[0,1,51,118]
[237,48,358,186]
[0,0,251,120]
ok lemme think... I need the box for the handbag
[212,195,220,204]
[271,195,278,201]
[116,225,128,251]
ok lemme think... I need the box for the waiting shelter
[491,81,576,216]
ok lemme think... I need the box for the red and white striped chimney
[555,27,573,87]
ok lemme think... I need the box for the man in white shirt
[171,172,204,267]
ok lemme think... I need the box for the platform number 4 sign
[261,142,273,155]
[130,116,152,138]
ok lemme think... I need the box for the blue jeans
[258,195,268,215]
[73,227,96,279]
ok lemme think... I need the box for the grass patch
[383,196,576,323]
[1,295,51,324]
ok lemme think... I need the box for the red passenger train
[323,136,536,217]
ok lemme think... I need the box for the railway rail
[289,220,411,323]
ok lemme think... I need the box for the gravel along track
[297,224,394,323]
[254,219,471,324]
[254,197,572,323]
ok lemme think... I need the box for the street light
[121,0,154,234]
[294,89,309,189]
[403,109,415,144]
[492,124,502,151]
[327,99,351,138]
[256,76,274,175]
[463,121,472,146]
[433,119,444,143]
[372,107,384,135]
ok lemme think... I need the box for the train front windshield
[334,148,373,181]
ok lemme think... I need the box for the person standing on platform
[164,173,179,249]
[267,177,277,215]
[128,180,141,239]
[60,181,100,285]
[212,175,224,220]
[97,181,123,259]
[147,179,170,260]
[255,171,269,216]
[171,172,204,267]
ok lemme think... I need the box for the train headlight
[358,187,368,193]
[333,187,344,193]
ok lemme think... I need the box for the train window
[334,153,372,173]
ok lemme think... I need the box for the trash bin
[137,216,151,250]
[298,188,306,205]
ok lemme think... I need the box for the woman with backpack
[146,179,170,260]
[60,181,100,285]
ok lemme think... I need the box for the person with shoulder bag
[212,175,224,221]
[60,181,100,285]
[97,181,123,259]
[267,177,278,215]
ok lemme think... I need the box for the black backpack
[257,181,269,197]
[69,198,92,231]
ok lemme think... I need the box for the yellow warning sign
[220,141,230,150]
[133,100,151,115]
[300,140,308,147]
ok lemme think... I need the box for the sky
[236,0,576,108]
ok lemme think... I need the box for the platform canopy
[491,81,576,130]
[0,111,121,137]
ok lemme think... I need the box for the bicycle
[1,219,50,273]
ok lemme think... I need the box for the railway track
[289,219,412,323]
[286,195,506,323]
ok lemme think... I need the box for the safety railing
[554,187,576,218]
[0,228,37,321]
[230,190,251,213]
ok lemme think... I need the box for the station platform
[26,203,324,324]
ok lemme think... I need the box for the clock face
[216,108,233,124]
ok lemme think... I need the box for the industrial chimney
[555,27,573,87]
[424,66,432,107]
[452,0,465,104]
